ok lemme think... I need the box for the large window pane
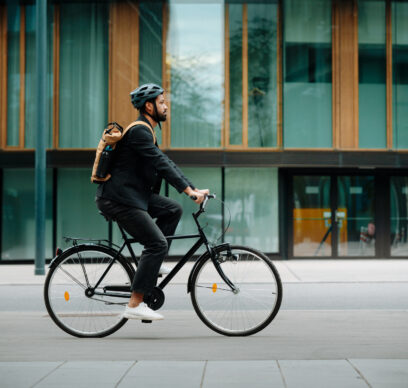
[392,1,408,149]
[248,3,278,147]
[283,0,332,148]
[2,169,53,260]
[57,169,108,249]
[6,3,20,146]
[358,0,386,149]
[59,3,109,148]
[168,1,223,148]
[225,168,278,253]
[24,5,54,149]
[391,176,408,256]
[168,168,222,255]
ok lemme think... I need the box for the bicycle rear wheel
[191,245,282,336]
[44,245,134,338]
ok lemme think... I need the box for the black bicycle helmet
[130,83,164,109]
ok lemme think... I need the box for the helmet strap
[153,101,162,131]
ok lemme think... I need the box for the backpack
[91,120,156,184]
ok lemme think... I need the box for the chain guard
[144,287,165,311]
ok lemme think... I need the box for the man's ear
[145,101,154,114]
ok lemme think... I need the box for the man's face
[147,94,168,122]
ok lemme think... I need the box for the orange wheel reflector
[212,283,217,293]
[64,291,70,301]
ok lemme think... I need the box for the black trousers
[96,194,182,294]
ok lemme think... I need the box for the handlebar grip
[190,195,197,200]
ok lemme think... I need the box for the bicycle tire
[44,244,134,338]
[190,245,282,336]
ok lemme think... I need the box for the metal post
[35,0,47,275]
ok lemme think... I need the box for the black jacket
[96,116,194,210]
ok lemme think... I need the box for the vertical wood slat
[242,4,248,148]
[276,0,282,149]
[353,0,359,148]
[53,5,60,149]
[109,2,139,128]
[224,4,230,148]
[332,0,359,149]
[0,5,7,148]
[162,2,170,149]
[332,0,340,149]
[19,6,25,148]
[386,0,392,149]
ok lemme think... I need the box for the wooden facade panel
[162,2,170,149]
[332,0,359,150]
[109,2,139,125]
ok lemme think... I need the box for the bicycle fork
[210,244,239,294]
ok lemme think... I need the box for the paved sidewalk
[1,359,408,388]
[1,259,407,388]
[1,258,408,285]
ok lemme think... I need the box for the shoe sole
[123,313,164,321]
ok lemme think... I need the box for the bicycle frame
[90,196,238,299]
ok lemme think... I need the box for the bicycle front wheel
[191,245,282,336]
[44,245,134,338]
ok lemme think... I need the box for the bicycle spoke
[191,246,282,336]
[58,266,87,290]
[45,246,132,337]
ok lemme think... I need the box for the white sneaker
[123,303,164,321]
[158,264,172,275]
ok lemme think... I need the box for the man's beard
[157,112,167,122]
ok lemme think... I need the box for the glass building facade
[1,0,408,261]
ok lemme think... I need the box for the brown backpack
[91,120,156,184]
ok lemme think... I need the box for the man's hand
[196,189,210,196]
[183,187,209,204]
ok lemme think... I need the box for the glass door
[292,174,376,257]
[391,176,408,256]
[337,176,375,257]
[293,175,331,257]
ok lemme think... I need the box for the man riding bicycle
[96,83,209,321]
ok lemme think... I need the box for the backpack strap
[123,120,156,144]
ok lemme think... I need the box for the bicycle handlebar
[190,193,216,212]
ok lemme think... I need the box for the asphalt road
[1,281,407,361]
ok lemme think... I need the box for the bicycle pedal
[141,320,152,324]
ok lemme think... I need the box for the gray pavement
[1,360,408,388]
[0,259,407,387]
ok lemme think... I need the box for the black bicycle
[44,195,282,338]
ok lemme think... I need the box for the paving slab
[35,361,133,388]
[349,359,408,388]
[278,360,368,388]
[0,362,63,388]
[118,361,205,388]
[203,360,284,388]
